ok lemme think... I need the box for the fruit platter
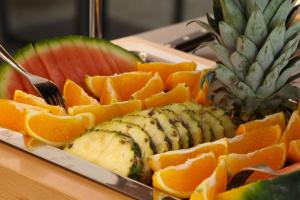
[2,0,300,199]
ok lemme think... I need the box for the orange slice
[23,135,44,149]
[68,100,142,124]
[0,99,46,133]
[63,79,98,108]
[85,75,107,98]
[228,125,282,154]
[24,110,95,147]
[99,78,121,105]
[110,71,152,101]
[144,83,190,108]
[14,90,66,115]
[137,62,196,83]
[192,69,211,105]
[219,143,286,177]
[280,111,300,147]
[153,152,217,198]
[190,159,227,200]
[236,112,286,135]
[148,138,228,171]
[130,73,164,101]
[288,139,300,162]
[165,71,201,91]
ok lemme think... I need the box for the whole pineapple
[194,0,300,122]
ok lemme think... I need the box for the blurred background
[0,0,212,52]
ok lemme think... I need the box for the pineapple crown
[192,0,300,122]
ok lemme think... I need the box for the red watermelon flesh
[60,41,88,84]
[86,46,112,75]
[97,43,121,74]
[35,43,67,89]
[22,44,49,79]
[80,39,113,75]
[13,51,38,97]
[70,39,100,76]
[6,71,26,98]
[0,35,140,99]
[48,41,83,84]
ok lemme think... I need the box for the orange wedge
[131,73,164,101]
[24,110,95,146]
[190,159,227,200]
[68,100,142,124]
[0,99,46,133]
[111,72,153,100]
[220,143,286,177]
[236,112,286,135]
[192,69,211,105]
[194,79,211,105]
[153,152,217,198]
[144,83,190,108]
[165,71,201,91]
[148,138,228,171]
[137,62,196,83]
[288,139,300,162]
[85,75,107,98]
[23,135,44,149]
[99,78,121,105]
[63,79,98,108]
[280,111,300,147]
[13,90,66,115]
[228,125,282,154]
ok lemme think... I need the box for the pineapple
[193,0,300,122]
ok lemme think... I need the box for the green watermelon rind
[67,35,141,65]
[0,44,34,98]
[36,35,141,63]
[218,169,300,200]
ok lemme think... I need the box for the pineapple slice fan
[193,0,300,122]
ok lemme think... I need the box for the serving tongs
[0,44,65,108]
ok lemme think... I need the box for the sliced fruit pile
[84,62,212,107]
[0,89,143,147]
[65,101,236,183]
[0,60,237,183]
[0,35,140,99]
[149,106,300,199]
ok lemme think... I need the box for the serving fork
[227,164,279,190]
[0,44,66,108]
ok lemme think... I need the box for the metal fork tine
[47,96,56,106]
[54,94,65,109]
[227,170,253,190]
[57,94,66,109]
[227,165,280,190]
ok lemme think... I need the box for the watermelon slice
[0,35,140,98]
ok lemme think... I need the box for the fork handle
[89,0,103,38]
[0,44,28,76]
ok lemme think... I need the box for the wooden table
[0,37,214,200]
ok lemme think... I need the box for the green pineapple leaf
[276,59,300,89]
[285,21,300,42]
[263,0,285,24]
[245,0,269,17]
[245,62,264,91]
[230,51,250,80]
[268,0,293,29]
[236,36,258,62]
[219,21,239,51]
[208,42,234,70]
[220,0,247,33]
[245,10,268,47]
